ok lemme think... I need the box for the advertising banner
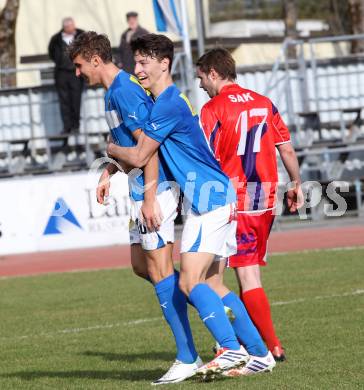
[0,171,131,255]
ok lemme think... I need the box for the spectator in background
[48,17,84,135]
[118,12,148,73]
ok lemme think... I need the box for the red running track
[1,225,363,278]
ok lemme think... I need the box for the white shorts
[129,189,178,251]
[180,203,237,259]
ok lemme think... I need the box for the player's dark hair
[196,48,236,81]
[130,33,174,72]
[68,31,112,63]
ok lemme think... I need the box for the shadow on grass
[0,369,166,382]
[82,350,176,362]
[0,351,219,383]
[82,350,214,367]
[0,370,231,384]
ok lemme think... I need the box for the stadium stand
[265,35,364,219]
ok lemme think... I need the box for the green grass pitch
[0,248,363,389]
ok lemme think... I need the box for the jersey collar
[219,83,240,94]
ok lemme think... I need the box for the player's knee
[178,275,200,296]
[206,276,218,291]
[178,276,194,296]
[238,270,250,287]
[206,277,225,297]
[236,266,262,291]
[147,259,173,283]
[178,277,188,296]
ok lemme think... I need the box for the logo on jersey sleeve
[128,112,138,121]
[151,122,160,130]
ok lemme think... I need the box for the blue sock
[222,291,268,357]
[155,273,198,363]
[189,283,240,350]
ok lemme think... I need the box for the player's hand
[286,184,304,213]
[140,199,163,231]
[97,169,111,205]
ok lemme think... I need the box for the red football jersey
[200,84,291,211]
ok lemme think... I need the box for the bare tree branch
[348,0,364,53]
[283,0,298,59]
[0,0,20,88]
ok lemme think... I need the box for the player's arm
[132,129,162,230]
[107,132,159,168]
[96,135,133,205]
[96,163,117,205]
[276,142,304,212]
[272,105,304,212]
[108,86,161,168]
[106,134,134,174]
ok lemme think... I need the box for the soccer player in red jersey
[197,48,304,362]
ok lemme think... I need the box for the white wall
[0,0,198,87]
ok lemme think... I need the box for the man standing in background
[118,12,148,74]
[48,17,84,135]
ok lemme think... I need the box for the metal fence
[265,34,364,137]
[263,34,364,219]
[0,83,107,174]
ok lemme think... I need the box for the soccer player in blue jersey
[106,33,263,378]
[68,32,202,384]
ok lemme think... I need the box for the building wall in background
[13,0,198,56]
[0,0,197,81]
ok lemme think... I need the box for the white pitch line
[270,245,364,257]
[2,289,363,342]
[2,317,162,341]
[53,317,162,335]
[271,289,364,306]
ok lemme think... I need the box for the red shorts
[227,210,275,268]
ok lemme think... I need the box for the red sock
[241,287,281,352]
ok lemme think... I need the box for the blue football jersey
[143,84,236,214]
[104,71,171,201]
